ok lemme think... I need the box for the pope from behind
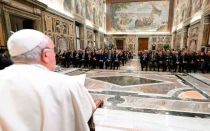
[0,29,96,131]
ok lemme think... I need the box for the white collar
[31,64,48,70]
[14,63,48,70]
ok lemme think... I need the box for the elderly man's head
[7,29,56,71]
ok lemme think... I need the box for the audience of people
[139,49,210,74]
[56,47,134,70]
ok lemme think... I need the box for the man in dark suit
[173,51,181,72]
[65,50,70,68]
[149,51,157,71]
[120,51,126,66]
[112,50,120,70]
[85,50,92,68]
[180,51,188,72]
[187,51,197,73]
[198,52,206,73]
[97,50,104,69]
[92,50,98,69]
[0,49,13,70]
[165,50,173,72]
[206,51,210,73]
[105,50,113,69]
[140,51,149,71]
[156,51,165,72]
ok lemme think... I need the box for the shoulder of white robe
[68,74,86,86]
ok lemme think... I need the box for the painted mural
[99,10,103,27]
[63,0,72,13]
[93,6,99,25]
[86,0,93,22]
[39,0,106,31]
[203,0,210,8]
[110,1,169,32]
[173,0,210,28]
[93,0,99,5]
[99,0,103,8]
[192,0,203,14]
[179,0,191,23]
[75,0,85,17]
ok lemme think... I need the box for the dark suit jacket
[140,55,149,63]
[112,54,120,62]
[156,55,165,64]
[0,54,13,70]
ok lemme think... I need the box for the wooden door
[116,40,124,50]
[138,38,148,51]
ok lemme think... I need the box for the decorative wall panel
[39,0,105,31]
[87,28,94,41]
[100,34,104,48]
[173,0,210,28]
[202,21,210,46]
[149,36,171,50]
[188,23,200,50]
[126,36,135,52]
[107,35,114,44]
[42,11,74,52]
[175,32,181,49]
[189,23,200,41]
[0,17,4,46]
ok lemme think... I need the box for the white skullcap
[7,29,45,56]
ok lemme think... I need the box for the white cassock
[0,64,96,131]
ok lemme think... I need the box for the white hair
[11,37,48,63]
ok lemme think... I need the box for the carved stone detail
[87,28,94,41]
[44,15,53,32]
[42,12,74,51]
[55,20,67,34]
[175,32,182,49]
[11,0,34,13]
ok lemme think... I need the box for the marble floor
[62,58,210,131]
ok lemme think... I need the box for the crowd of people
[139,49,210,74]
[56,47,134,70]
[2,44,210,74]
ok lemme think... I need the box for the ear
[41,50,50,63]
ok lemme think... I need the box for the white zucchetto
[7,29,45,56]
